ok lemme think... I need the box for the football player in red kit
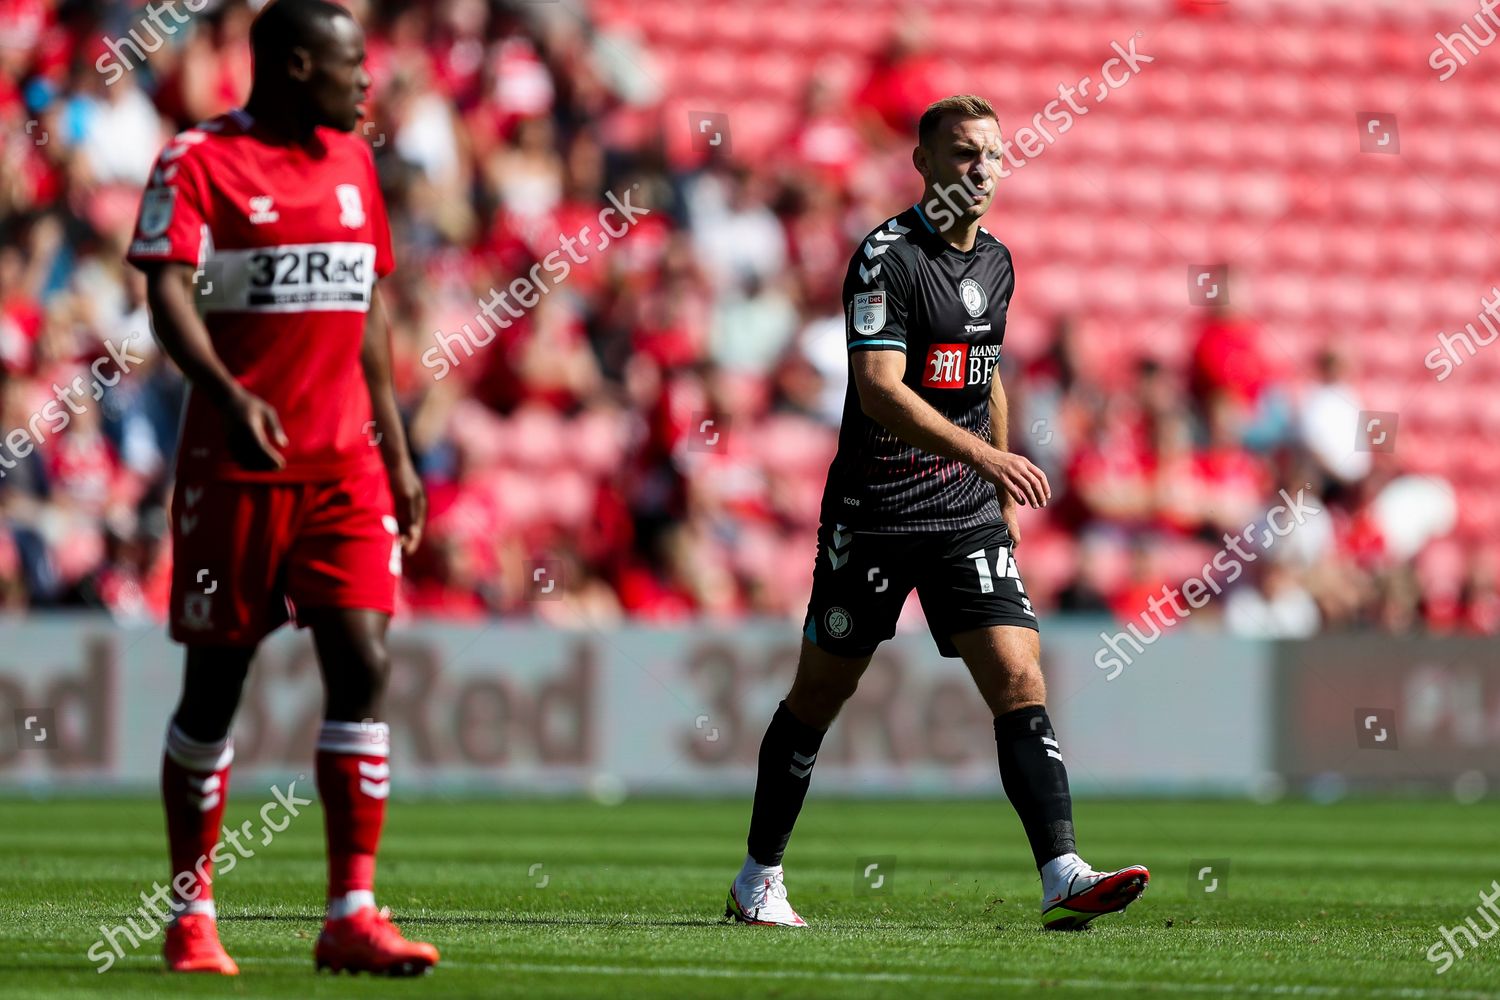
[126,0,437,977]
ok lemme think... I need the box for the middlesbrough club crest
[336,184,366,229]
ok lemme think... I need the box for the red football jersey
[127,108,394,482]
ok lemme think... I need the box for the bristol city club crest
[959,277,987,318]
[824,606,853,639]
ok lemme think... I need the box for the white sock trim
[165,723,234,772]
[738,854,782,882]
[327,890,377,919]
[316,720,390,758]
[170,898,217,923]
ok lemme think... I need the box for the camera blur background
[1,0,1497,800]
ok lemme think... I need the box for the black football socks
[994,705,1078,868]
[745,701,827,866]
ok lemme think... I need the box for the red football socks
[161,722,234,917]
[315,720,390,903]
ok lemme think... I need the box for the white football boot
[1040,853,1150,930]
[725,859,808,927]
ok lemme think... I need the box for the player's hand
[1001,499,1022,548]
[391,461,426,556]
[224,389,287,471]
[980,449,1050,509]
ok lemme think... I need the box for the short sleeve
[367,150,395,278]
[126,136,211,269]
[843,242,911,353]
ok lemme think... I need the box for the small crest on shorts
[181,593,213,631]
[824,606,853,639]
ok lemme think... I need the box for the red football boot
[314,906,439,976]
[163,913,239,974]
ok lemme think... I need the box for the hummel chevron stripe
[789,751,817,778]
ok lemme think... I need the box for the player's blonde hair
[917,95,998,147]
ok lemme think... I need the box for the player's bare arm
[142,261,288,471]
[361,286,425,555]
[851,349,1050,509]
[987,370,1023,544]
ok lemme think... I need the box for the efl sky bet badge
[852,291,885,334]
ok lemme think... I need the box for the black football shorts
[801,519,1038,659]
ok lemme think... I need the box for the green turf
[2,795,1498,998]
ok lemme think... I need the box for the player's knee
[1001,658,1047,707]
[351,639,391,694]
[786,668,862,727]
[173,650,251,740]
[325,639,390,718]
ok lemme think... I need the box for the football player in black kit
[725,95,1148,930]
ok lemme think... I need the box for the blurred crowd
[0,0,1490,636]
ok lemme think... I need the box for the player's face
[919,115,1003,221]
[298,14,371,133]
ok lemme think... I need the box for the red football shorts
[168,464,399,645]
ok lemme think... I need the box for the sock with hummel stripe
[994,706,1077,869]
[745,702,826,866]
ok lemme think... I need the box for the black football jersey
[819,203,1015,532]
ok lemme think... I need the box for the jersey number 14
[966,546,1035,617]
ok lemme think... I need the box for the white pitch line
[29,951,1497,999]
[473,962,1500,999]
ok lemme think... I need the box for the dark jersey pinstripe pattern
[819,204,1015,532]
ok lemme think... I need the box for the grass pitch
[2,796,1497,998]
